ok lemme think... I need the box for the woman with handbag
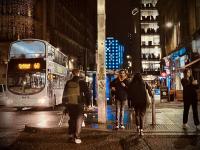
[128,73,153,136]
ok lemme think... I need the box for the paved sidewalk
[3,101,200,150]
[81,101,200,135]
[24,101,200,134]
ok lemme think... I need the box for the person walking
[62,69,91,144]
[181,68,200,130]
[110,69,129,129]
[128,73,153,136]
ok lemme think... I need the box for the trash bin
[169,90,175,101]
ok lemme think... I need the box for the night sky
[106,0,131,46]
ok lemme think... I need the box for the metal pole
[85,48,87,79]
[97,0,107,123]
[152,96,156,125]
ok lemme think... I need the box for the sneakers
[182,124,188,129]
[74,138,82,144]
[115,125,119,129]
[115,124,125,129]
[82,120,85,127]
[68,135,81,144]
[140,129,144,136]
[120,125,125,129]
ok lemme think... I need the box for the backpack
[64,80,81,104]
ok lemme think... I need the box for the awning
[184,58,200,68]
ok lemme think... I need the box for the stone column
[97,0,107,123]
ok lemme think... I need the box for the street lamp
[166,22,173,28]
[164,22,174,52]
[126,55,131,59]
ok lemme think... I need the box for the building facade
[128,0,141,73]
[157,0,200,100]
[105,37,124,70]
[140,0,161,81]
[0,0,97,84]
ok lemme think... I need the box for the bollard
[152,97,156,125]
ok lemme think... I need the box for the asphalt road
[0,106,64,148]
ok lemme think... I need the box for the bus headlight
[39,98,46,104]
[5,99,13,106]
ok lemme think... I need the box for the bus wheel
[17,107,23,111]
[52,95,56,110]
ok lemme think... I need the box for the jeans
[183,100,200,126]
[115,100,126,126]
[67,104,84,138]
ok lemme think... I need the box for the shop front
[162,47,189,101]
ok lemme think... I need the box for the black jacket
[181,78,198,102]
[110,77,129,101]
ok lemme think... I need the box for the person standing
[62,69,91,144]
[128,73,153,136]
[181,68,200,130]
[110,69,129,129]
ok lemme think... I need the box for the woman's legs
[183,101,190,124]
[191,100,200,126]
[134,107,140,128]
[135,105,146,135]
[139,107,146,130]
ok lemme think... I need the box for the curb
[24,124,113,133]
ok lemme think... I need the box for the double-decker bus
[6,39,70,110]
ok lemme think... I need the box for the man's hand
[111,87,116,91]
[121,82,126,87]
[192,80,198,85]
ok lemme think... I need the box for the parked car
[0,84,8,106]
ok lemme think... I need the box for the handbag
[145,83,151,108]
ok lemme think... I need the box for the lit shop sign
[18,63,41,70]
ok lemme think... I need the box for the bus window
[47,46,55,61]
[10,40,45,59]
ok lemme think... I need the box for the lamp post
[126,55,132,74]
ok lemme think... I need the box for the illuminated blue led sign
[105,37,124,69]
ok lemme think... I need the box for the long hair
[131,73,143,84]
[183,68,190,78]
[183,68,193,82]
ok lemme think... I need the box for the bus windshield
[7,56,46,95]
[7,71,46,95]
[10,40,45,59]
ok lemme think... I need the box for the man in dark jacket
[62,69,90,144]
[110,69,129,129]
